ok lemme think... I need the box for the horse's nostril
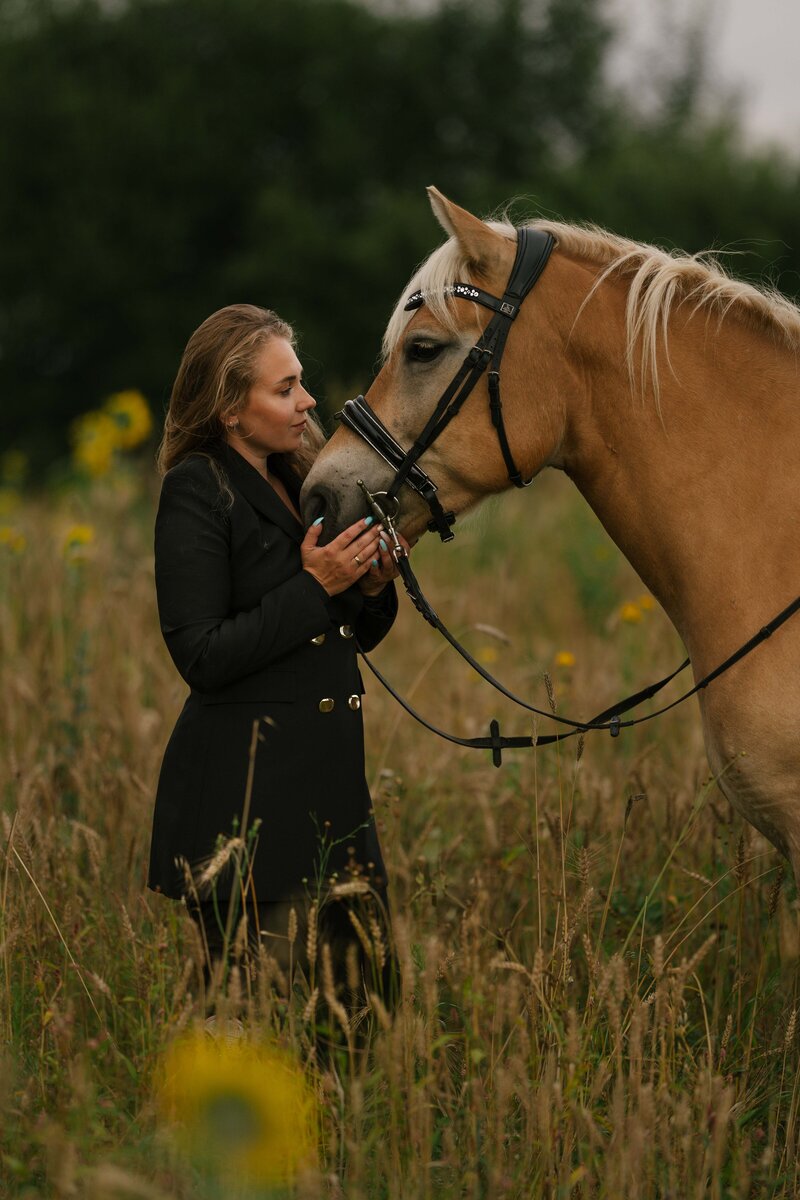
[306,493,326,524]
[301,484,339,540]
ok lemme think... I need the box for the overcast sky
[609,0,800,149]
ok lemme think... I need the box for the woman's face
[228,337,316,455]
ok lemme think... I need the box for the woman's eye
[407,341,444,363]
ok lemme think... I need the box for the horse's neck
[561,273,800,670]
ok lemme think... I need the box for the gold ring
[354,554,362,565]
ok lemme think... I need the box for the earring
[227,420,238,430]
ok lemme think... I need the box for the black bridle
[335,226,556,542]
[331,225,800,763]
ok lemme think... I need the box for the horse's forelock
[381,220,516,361]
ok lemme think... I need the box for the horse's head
[301,188,570,541]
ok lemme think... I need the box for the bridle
[330,225,800,762]
[335,226,556,543]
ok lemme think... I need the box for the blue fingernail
[379,539,387,551]
[372,558,378,567]
[364,516,374,526]
[312,517,324,526]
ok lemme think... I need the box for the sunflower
[619,602,643,625]
[155,1031,317,1186]
[103,389,153,449]
[70,411,118,477]
[63,524,96,560]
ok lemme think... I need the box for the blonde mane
[383,217,800,403]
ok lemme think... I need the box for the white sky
[609,0,800,149]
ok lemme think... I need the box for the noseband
[334,226,555,542]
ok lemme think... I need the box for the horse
[301,186,800,883]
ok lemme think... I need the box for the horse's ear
[427,186,504,275]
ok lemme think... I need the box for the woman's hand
[301,517,385,596]
[358,532,413,596]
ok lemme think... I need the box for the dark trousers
[185,887,398,1020]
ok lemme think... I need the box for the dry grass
[1,463,798,1198]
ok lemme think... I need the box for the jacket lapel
[219,443,305,543]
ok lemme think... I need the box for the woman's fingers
[301,518,325,548]
[330,516,380,551]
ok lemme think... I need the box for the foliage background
[1,0,799,468]
[4,2,800,1195]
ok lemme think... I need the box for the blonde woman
[147,304,405,1016]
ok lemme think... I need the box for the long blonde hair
[156,304,326,492]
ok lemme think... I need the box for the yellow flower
[477,645,499,665]
[0,526,26,554]
[619,602,643,624]
[1,450,28,487]
[71,411,118,478]
[63,524,95,559]
[155,1031,317,1185]
[638,593,655,611]
[554,650,576,668]
[103,389,153,450]
[0,488,21,517]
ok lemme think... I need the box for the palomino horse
[301,187,800,881]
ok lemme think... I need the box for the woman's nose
[300,388,316,410]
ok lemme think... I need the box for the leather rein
[333,225,800,763]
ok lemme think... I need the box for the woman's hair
[156,303,326,490]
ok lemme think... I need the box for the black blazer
[147,442,398,901]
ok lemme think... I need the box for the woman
[147,303,404,1013]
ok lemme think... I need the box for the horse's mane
[382,217,800,402]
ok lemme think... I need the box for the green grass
[1,464,798,1198]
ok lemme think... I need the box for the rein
[357,546,800,764]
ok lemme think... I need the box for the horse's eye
[407,341,444,363]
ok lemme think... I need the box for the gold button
[347,694,361,710]
[319,698,335,713]
[310,633,326,645]
[339,624,353,639]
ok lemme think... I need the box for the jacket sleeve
[354,581,399,652]
[155,464,332,691]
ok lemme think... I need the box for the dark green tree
[0,0,797,466]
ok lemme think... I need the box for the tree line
[1,0,798,467]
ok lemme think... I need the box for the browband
[404,282,521,319]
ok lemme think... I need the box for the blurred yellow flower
[619,602,643,624]
[0,487,21,517]
[0,526,26,554]
[554,650,576,668]
[477,645,499,665]
[70,411,118,478]
[64,524,95,559]
[104,389,153,449]
[638,593,655,611]
[155,1031,317,1186]
[1,450,28,487]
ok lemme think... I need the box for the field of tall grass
[2,458,799,1198]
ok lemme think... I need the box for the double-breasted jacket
[147,441,397,901]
